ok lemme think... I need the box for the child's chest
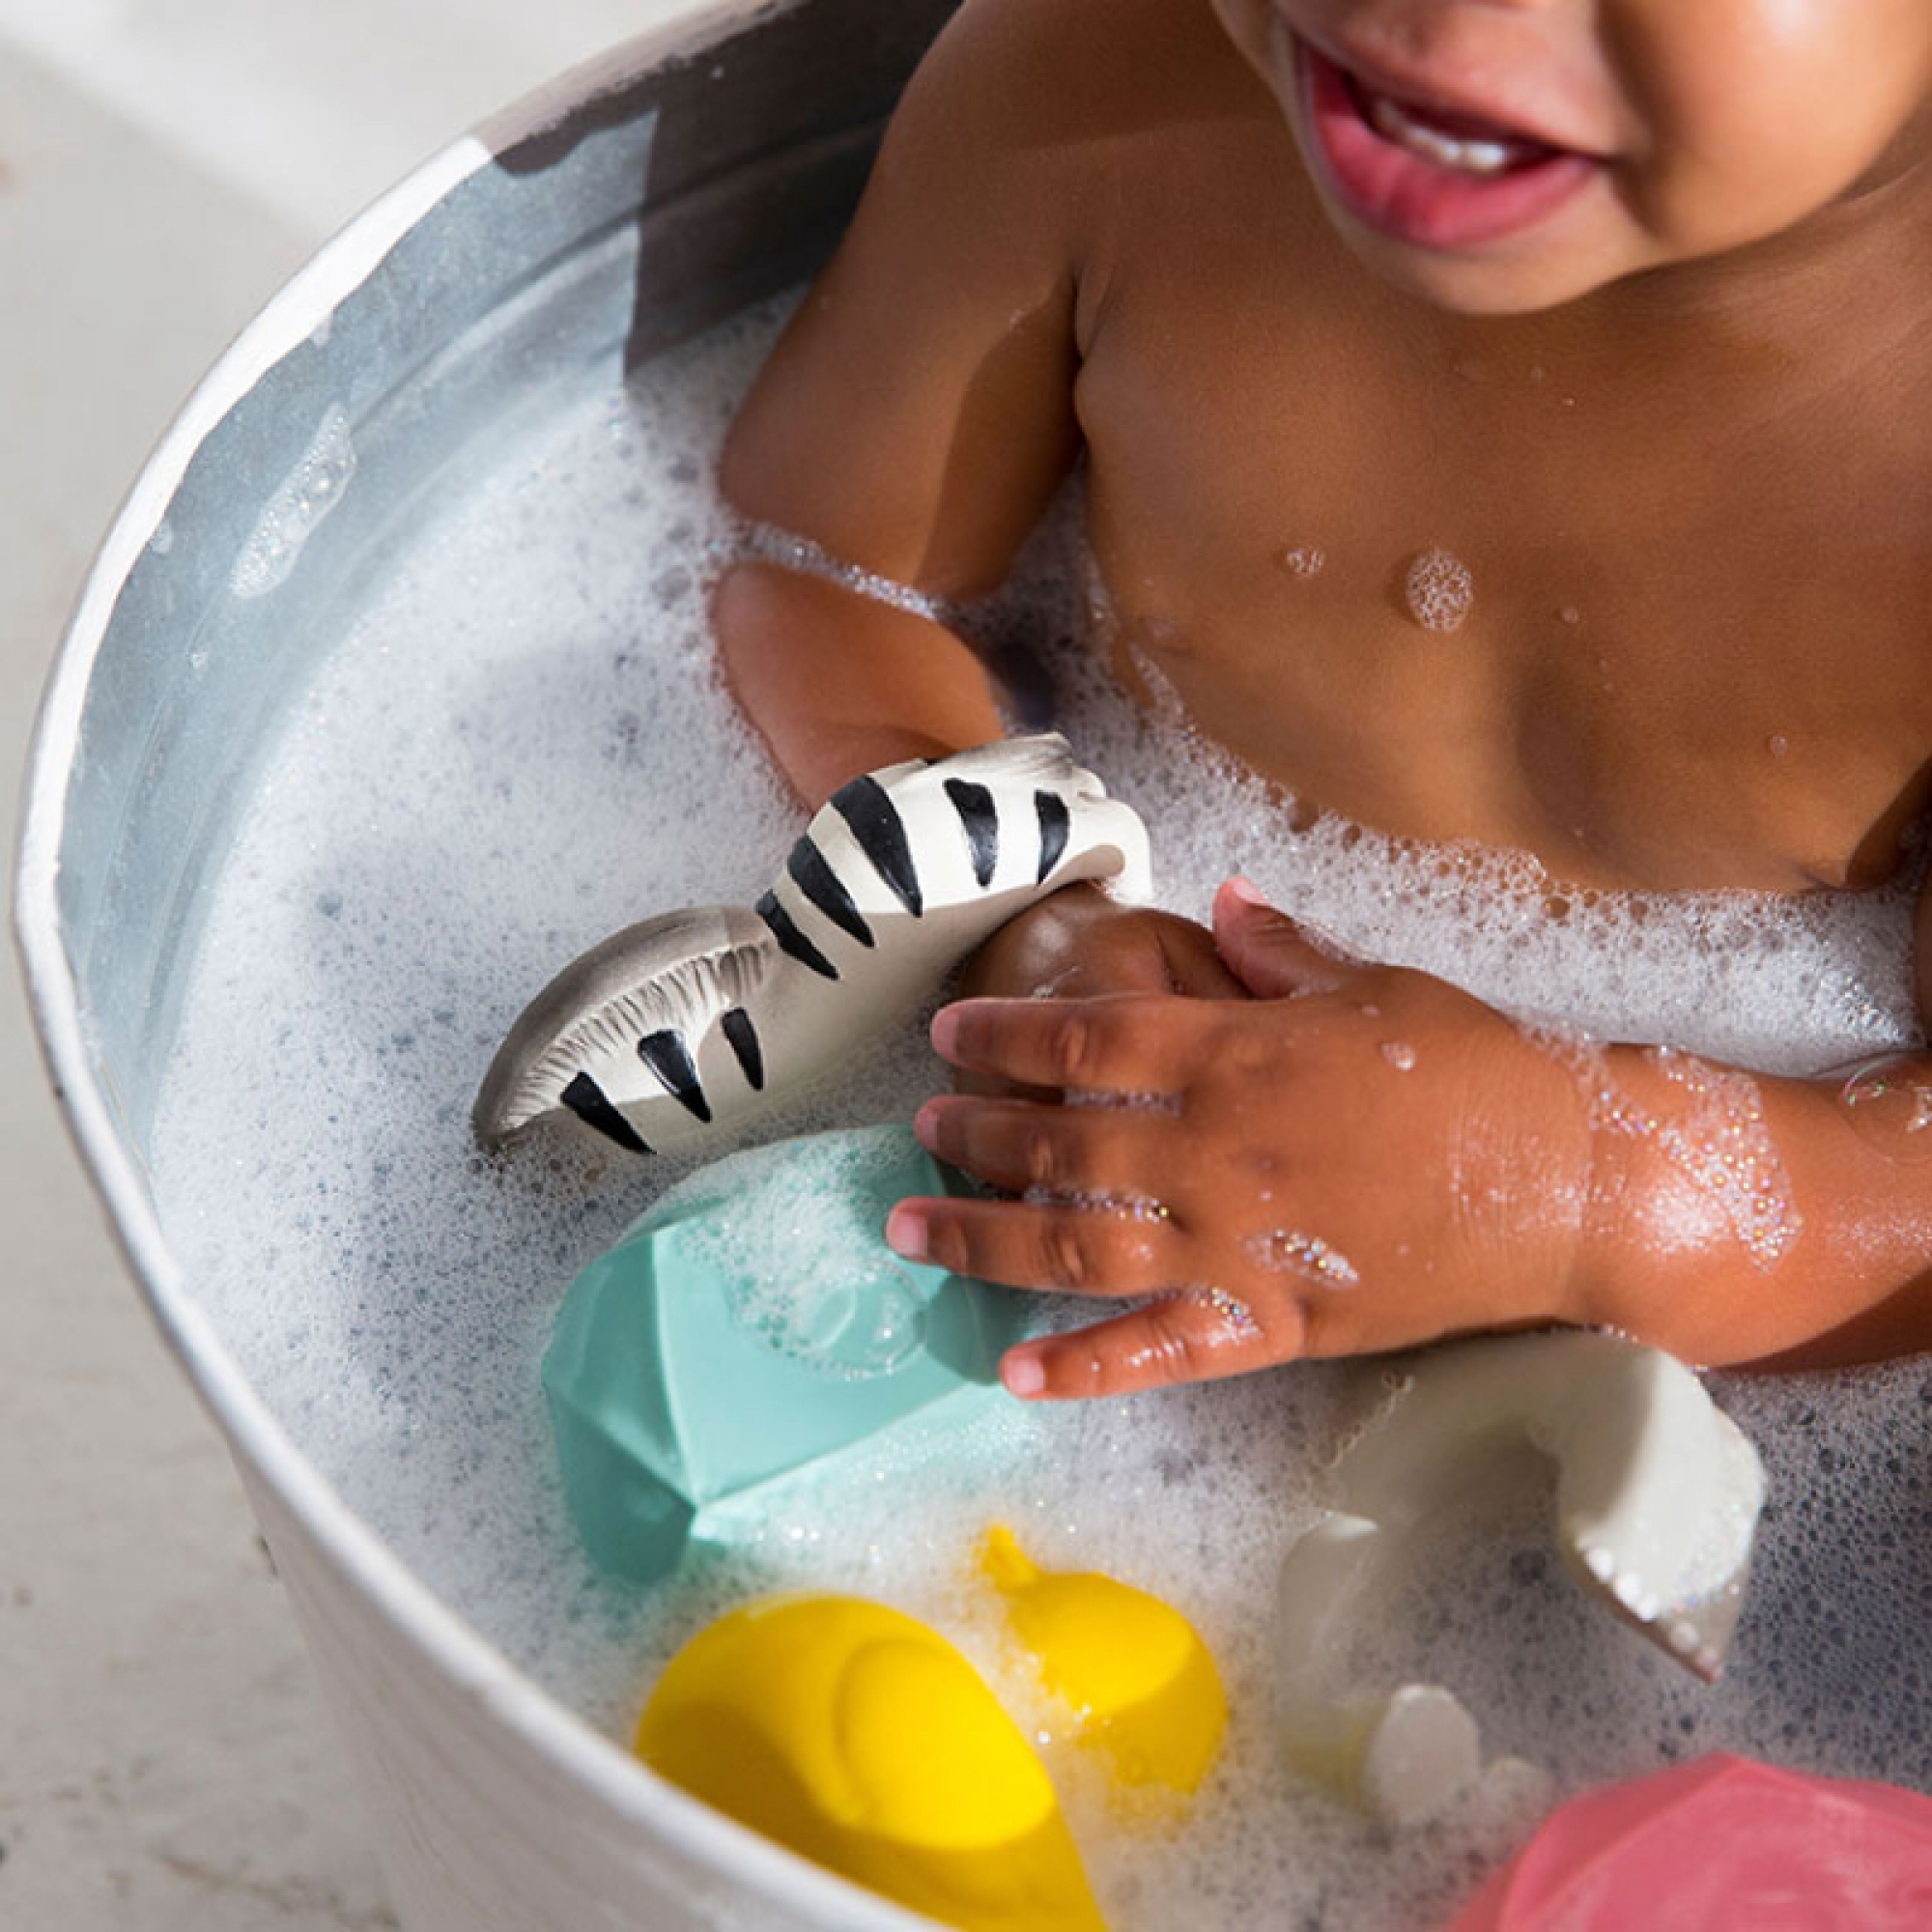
[1073,193,1932,893]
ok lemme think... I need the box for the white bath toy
[474,735,1152,1154]
[1274,1331,1765,1830]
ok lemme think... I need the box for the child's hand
[960,881,1245,1002]
[892,879,1600,1397]
[952,883,1246,1098]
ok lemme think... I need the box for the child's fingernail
[1002,1351,1046,1398]
[1224,875,1267,907]
[886,1205,928,1260]
[930,1006,962,1057]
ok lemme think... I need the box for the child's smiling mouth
[1292,33,1601,251]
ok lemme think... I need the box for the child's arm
[716,0,1238,1006]
[887,877,1932,1398]
[714,0,1092,807]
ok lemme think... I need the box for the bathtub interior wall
[44,0,960,1163]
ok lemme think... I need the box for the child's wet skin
[888,877,1812,1396]
[720,0,1932,1391]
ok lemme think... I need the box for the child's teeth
[1368,92,1517,176]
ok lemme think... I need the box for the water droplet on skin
[1278,546,1326,580]
[1381,1041,1417,1072]
[1404,549,1473,634]
[1557,606,1581,628]
[1768,733,1790,759]
[1838,1057,1932,1164]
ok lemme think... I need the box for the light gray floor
[2,7,682,1924]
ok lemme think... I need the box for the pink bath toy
[1450,1753,1932,1931]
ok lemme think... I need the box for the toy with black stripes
[472,734,1153,1158]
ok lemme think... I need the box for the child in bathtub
[712,0,1932,1399]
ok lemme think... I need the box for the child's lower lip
[1296,39,1596,252]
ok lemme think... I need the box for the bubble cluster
[1278,546,1326,580]
[1183,1285,1263,1337]
[1246,1228,1361,1290]
[230,403,357,599]
[146,294,1932,1932]
[1024,1184,1172,1225]
[1404,546,1474,634]
[1644,1048,1802,1267]
[672,1136,931,1378]
[736,518,952,623]
[1526,1030,1803,1269]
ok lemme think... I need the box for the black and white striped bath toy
[473,734,1153,1156]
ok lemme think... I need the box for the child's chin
[1333,220,1634,316]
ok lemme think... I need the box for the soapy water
[672,1135,930,1378]
[148,296,1932,1929]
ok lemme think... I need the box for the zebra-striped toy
[473,735,1153,1156]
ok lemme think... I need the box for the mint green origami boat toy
[544,1125,1022,1582]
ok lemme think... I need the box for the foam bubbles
[147,294,1932,1932]
[1246,1228,1361,1291]
[1645,1047,1802,1267]
[1404,547,1473,633]
[737,519,952,623]
[1060,700,1919,1075]
[1527,1031,1803,1269]
[1185,1284,1263,1336]
[670,1135,931,1378]
[231,403,356,599]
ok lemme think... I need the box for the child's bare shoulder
[890,0,1256,185]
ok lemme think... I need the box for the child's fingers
[885,1193,1182,1296]
[1211,877,1355,1001]
[997,1292,1304,1400]
[913,1093,1179,1202]
[930,993,1200,1095]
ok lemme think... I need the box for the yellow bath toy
[636,1594,1106,1932]
[980,1525,1227,1795]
